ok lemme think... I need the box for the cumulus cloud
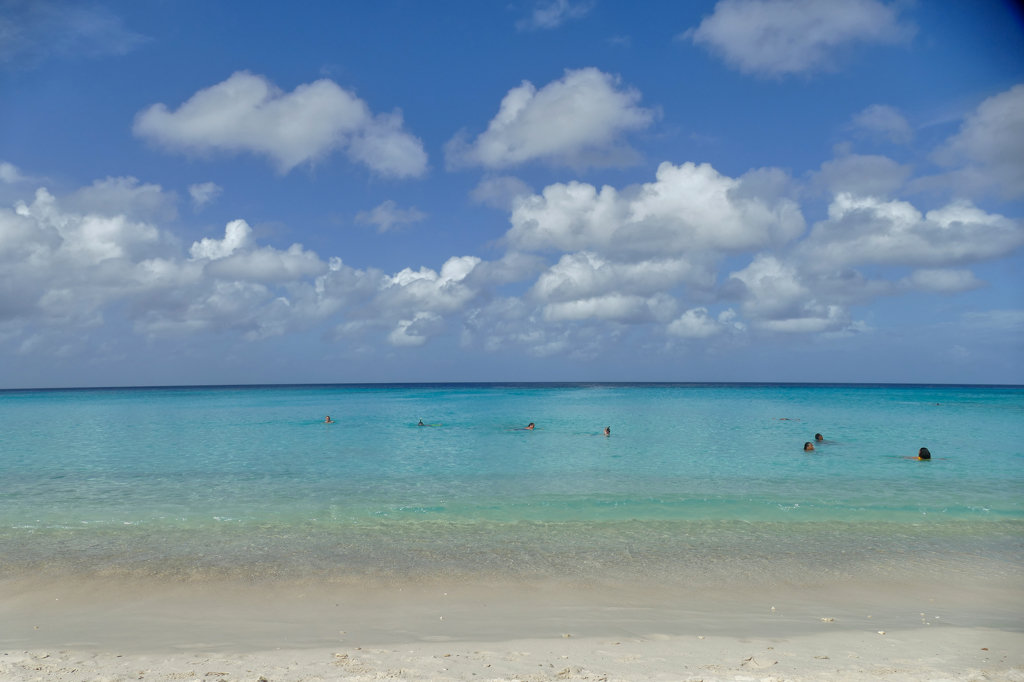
[898,268,986,295]
[685,0,915,77]
[850,104,913,144]
[718,192,1020,335]
[64,176,178,222]
[460,296,612,360]
[542,293,677,323]
[388,312,445,347]
[134,71,428,177]
[529,252,706,303]
[506,161,805,257]
[189,219,252,260]
[928,84,1024,199]
[797,194,1024,270]
[189,182,223,211]
[471,175,535,211]
[0,1,146,69]
[727,255,856,333]
[463,251,546,288]
[0,187,174,331]
[667,307,744,338]
[0,181,495,349]
[518,0,594,30]
[354,200,427,233]
[445,68,656,170]
[0,162,27,183]
[811,153,911,198]
[377,256,482,315]
[205,242,326,284]
[4,157,1021,362]
[493,162,805,334]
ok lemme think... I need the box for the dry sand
[2,577,1021,681]
[2,629,1022,682]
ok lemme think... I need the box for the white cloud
[811,153,911,198]
[471,175,535,211]
[798,194,1024,270]
[0,179,498,351]
[529,251,707,303]
[726,254,864,333]
[65,176,178,222]
[851,104,913,144]
[667,307,744,338]
[189,182,223,211]
[518,0,594,30]
[0,1,146,69]
[542,293,677,323]
[464,251,546,287]
[460,297,611,359]
[929,84,1024,199]
[758,306,850,333]
[205,243,326,284]
[0,187,175,330]
[0,162,26,184]
[354,200,427,233]
[388,312,444,347]
[898,268,986,295]
[445,68,656,170]
[719,192,1018,335]
[15,187,167,265]
[685,0,914,77]
[134,71,428,177]
[4,157,1021,360]
[378,256,482,314]
[506,161,805,257]
[189,219,253,260]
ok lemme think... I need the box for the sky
[1,0,1023,388]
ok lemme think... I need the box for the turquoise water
[1,383,1022,584]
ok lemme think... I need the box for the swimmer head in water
[815,433,823,441]
[526,423,535,430]
[804,442,815,451]
[325,416,334,423]
[918,447,931,460]
[604,426,610,436]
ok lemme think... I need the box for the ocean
[1,383,1022,587]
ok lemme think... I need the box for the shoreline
[4,573,1021,646]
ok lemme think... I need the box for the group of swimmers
[803,432,932,459]
[328,416,929,455]
[329,416,612,436]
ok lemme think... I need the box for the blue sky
[1,0,1022,388]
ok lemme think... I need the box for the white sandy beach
[3,627,1022,682]
[2,577,1021,681]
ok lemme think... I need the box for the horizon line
[2,381,1023,393]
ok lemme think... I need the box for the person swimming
[815,433,824,441]
[525,422,535,430]
[604,426,610,436]
[918,447,931,460]
[803,442,815,451]
[324,416,334,424]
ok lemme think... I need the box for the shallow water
[1,383,1022,584]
